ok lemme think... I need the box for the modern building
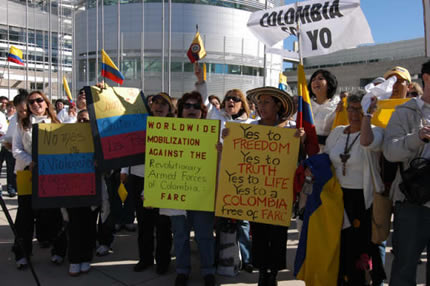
[284,37,426,93]
[74,0,285,98]
[0,0,73,99]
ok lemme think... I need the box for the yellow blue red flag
[62,76,73,104]
[101,49,124,85]
[296,64,319,156]
[294,153,344,286]
[8,46,24,66]
[187,31,206,63]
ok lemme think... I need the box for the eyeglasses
[183,103,201,110]
[346,106,363,113]
[29,98,45,105]
[407,91,419,97]
[225,96,241,103]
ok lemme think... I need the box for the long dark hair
[177,91,207,119]
[22,91,60,130]
[308,69,338,100]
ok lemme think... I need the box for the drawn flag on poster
[32,123,101,209]
[247,0,374,57]
[187,31,206,63]
[85,85,148,170]
[101,49,125,85]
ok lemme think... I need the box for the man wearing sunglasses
[57,88,87,123]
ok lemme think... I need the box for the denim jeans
[390,202,430,286]
[170,211,215,276]
[237,220,252,264]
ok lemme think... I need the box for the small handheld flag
[7,46,24,66]
[187,31,206,63]
[62,76,73,104]
[279,73,288,91]
[118,183,128,203]
[101,49,124,85]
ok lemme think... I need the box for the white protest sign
[247,0,374,57]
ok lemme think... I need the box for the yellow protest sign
[17,170,32,196]
[215,122,300,227]
[118,183,128,203]
[332,98,410,129]
[38,123,94,154]
[90,86,147,119]
[144,117,220,211]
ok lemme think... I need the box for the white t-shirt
[311,96,340,136]
[57,107,78,123]
[325,130,363,189]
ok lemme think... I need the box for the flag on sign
[101,49,125,85]
[296,64,319,156]
[294,153,343,286]
[62,76,73,103]
[7,46,24,66]
[187,31,206,63]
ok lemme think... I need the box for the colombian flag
[187,31,206,63]
[296,64,319,156]
[294,153,344,285]
[279,73,288,91]
[7,46,24,66]
[101,49,124,85]
[62,76,73,103]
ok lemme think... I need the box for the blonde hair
[221,89,250,118]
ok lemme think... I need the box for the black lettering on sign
[306,28,332,50]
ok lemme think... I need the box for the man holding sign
[217,87,303,286]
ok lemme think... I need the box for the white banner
[247,0,374,57]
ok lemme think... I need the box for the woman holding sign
[12,91,64,269]
[120,92,174,274]
[244,87,302,286]
[160,91,216,286]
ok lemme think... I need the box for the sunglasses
[225,96,241,103]
[407,91,419,97]
[183,103,201,110]
[346,106,363,113]
[78,118,90,123]
[29,98,45,105]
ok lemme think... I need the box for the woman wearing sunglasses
[12,91,64,269]
[121,92,174,274]
[160,91,216,286]
[194,64,254,274]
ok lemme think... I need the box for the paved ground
[0,173,427,286]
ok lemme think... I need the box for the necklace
[339,130,360,176]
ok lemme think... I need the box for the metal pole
[102,0,104,50]
[86,3,89,85]
[7,0,9,99]
[26,0,29,90]
[49,0,52,99]
[96,0,99,81]
[168,0,171,96]
[33,2,36,90]
[140,0,144,91]
[58,0,62,98]
[117,0,120,86]
[72,3,76,97]
[161,0,165,92]
[263,0,267,86]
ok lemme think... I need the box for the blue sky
[283,0,424,50]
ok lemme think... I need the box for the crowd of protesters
[2,60,430,286]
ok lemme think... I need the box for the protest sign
[215,122,300,226]
[247,0,373,57]
[32,123,101,208]
[144,117,220,211]
[332,98,410,129]
[86,85,148,170]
